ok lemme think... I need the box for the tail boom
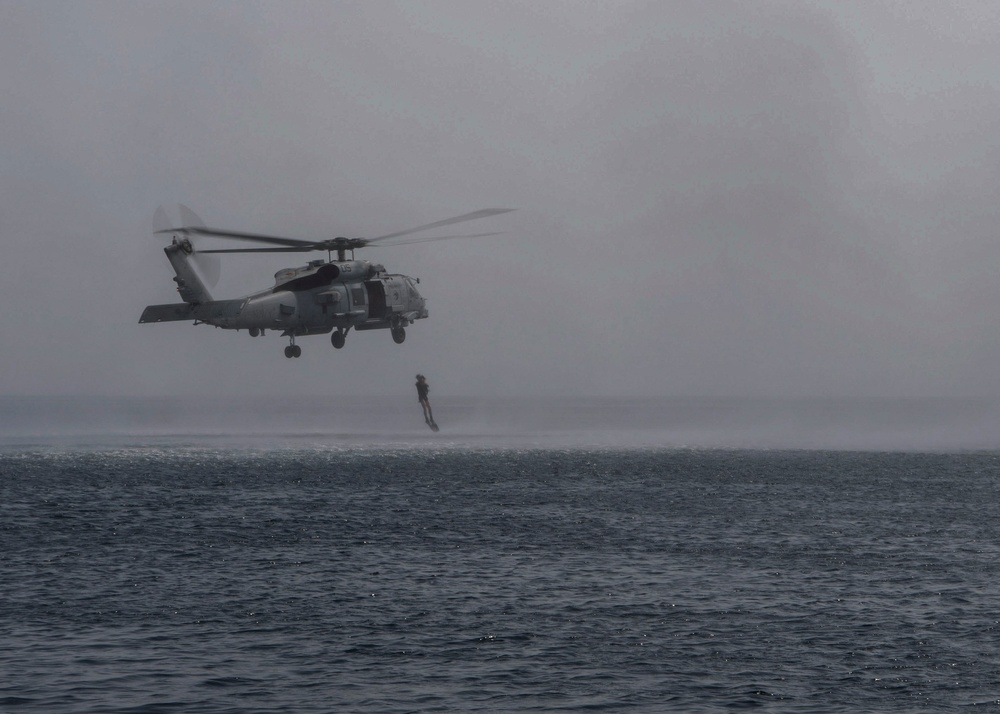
[139,299,245,325]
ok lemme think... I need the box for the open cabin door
[365,280,387,320]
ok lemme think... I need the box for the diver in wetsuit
[415,374,437,430]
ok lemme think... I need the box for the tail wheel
[392,327,406,344]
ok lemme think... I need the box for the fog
[3,1,1000,400]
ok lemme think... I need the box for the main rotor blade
[159,225,317,249]
[368,231,503,247]
[367,208,514,244]
[199,246,316,253]
[152,207,514,254]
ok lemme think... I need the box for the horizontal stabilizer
[139,300,244,323]
[139,303,195,323]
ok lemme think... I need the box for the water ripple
[2,449,1000,711]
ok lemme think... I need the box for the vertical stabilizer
[164,239,213,304]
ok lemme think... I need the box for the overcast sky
[3,0,1000,399]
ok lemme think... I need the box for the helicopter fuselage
[140,240,427,357]
[214,259,427,333]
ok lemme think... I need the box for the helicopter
[139,206,513,358]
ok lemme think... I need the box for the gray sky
[3,0,1000,399]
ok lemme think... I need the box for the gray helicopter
[139,206,512,358]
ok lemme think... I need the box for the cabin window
[351,287,366,305]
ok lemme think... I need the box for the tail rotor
[152,205,221,287]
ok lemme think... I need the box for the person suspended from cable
[415,374,438,431]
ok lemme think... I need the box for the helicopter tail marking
[139,299,245,324]
[164,239,213,304]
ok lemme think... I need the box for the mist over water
[3,395,1000,452]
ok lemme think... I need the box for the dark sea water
[3,397,1000,712]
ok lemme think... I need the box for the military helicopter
[139,206,512,358]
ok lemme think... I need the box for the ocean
[2,397,1000,712]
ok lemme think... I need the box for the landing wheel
[331,330,346,349]
[391,326,406,344]
[292,344,302,358]
[284,345,294,359]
